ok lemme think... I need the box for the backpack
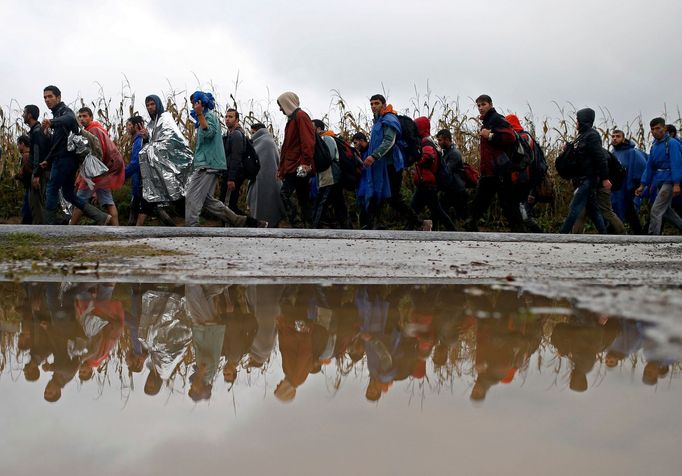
[555,143,578,179]
[333,136,363,190]
[313,134,332,172]
[604,148,626,192]
[242,136,261,181]
[462,163,480,188]
[397,115,422,167]
[510,132,534,170]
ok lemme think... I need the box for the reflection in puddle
[2,282,680,404]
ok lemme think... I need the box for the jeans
[572,186,625,234]
[648,183,682,235]
[45,158,86,224]
[560,176,606,234]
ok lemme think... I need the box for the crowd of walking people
[7,282,678,404]
[9,85,682,234]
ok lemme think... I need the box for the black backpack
[397,115,422,167]
[555,143,578,179]
[510,132,535,170]
[604,149,626,192]
[313,134,332,172]
[333,136,363,190]
[242,136,261,181]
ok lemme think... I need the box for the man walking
[559,108,609,234]
[358,94,420,230]
[23,104,50,224]
[39,85,111,225]
[609,129,647,234]
[436,128,469,223]
[221,108,247,214]
[276,91,316,228]
[467,95,523,232]
[71,107,125,225]
[635,117,682,234]
[184,91,266,228]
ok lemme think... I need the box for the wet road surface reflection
[1,282,682,475]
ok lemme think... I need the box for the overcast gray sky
[2,0,681,134]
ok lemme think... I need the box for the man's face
[18,143,29,156]
[225,111,238,128]
[77,111,92,127]
[43,91,59,110]
[146,100,157,118]
[278,101,286,116]
[370,99,384,116]
[611,132,625,147]
[353,138,368,153]
[477,101,492,117]
[437,136,452,149]
[22,109,30,125]
[125,121,134,136]
[651,123,666,141]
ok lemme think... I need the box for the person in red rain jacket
[411,117,456,231]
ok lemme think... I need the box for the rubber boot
[82,203,111,225]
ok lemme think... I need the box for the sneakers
[104,214,113,226]
[257,220,269,228]
[421,219,433,231]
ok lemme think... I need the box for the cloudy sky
[1,0,681,134]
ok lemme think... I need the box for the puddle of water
[1,282,681,475]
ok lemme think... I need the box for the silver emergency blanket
[67,132,90,156]
[139,112,193,203]
[67,132,109,189]
[138,290,192,381]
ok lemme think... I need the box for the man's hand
[192,100,204,116]
[363,156,375,168]
[634,184,644,197]
[480,128,492,140]
[602,179,612,190]
[300,164,312,174]
[674,184,681,197]
[39,161,48,169]
[32,177,40,189]
[227,180,236,191]
[41,118,51,129]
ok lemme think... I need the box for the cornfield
[1,81,680,230]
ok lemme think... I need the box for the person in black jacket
[436,129,469,222]
[559,108,610,234]
[23,105,50,224]
[40,85,111,225]
[220,108,246,214]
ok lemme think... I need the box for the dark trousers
[45,158,85,224]
[281,173,311,227]
[387,165,420,229]
[411,186,456,231]
[225,176,246,215]
[470,175,524,231]
[441,188,469,221]
[313,183,349,228]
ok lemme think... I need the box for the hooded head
[189,91,216,125]
[504,114,524,133]
[414,116,431,139]
[576,108,595,130]
[145,95,165,120]
[277,92,300,117]
[422,145,437,160]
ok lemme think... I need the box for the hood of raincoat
[504,114,524,133]
[277,92,300,117]
[414,116,431,139]
[577,108,595,131]
[145,95,165,120]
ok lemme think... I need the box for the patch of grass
[0,232,78,261]
[83,243,184,260]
